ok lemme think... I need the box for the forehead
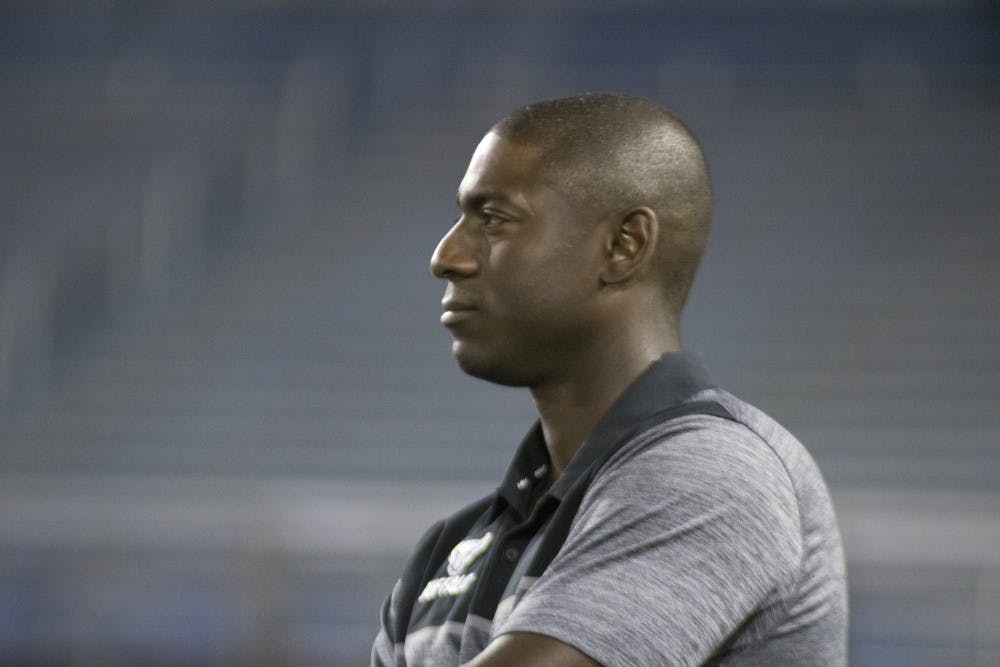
[457,132,550,206]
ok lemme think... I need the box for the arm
[371,519,448,667]
[463,632,601,667]
[370,585,399,667]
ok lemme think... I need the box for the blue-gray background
[1,2,998,666]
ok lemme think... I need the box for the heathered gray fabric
[496,388,847,666]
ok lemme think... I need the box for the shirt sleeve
[371,581,401,667]
[371,517,447,667]
[497,418,804,667]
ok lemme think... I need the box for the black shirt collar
[497,423,550,519]
[497,352,713,516]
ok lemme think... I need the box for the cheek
[489,246,596,318]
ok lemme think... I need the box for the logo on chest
[418,532,494,604]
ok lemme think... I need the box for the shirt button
[504,547,520,562]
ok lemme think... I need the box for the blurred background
[1,1,998,666]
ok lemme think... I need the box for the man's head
[493,93,712,308]
[431,93,712,387]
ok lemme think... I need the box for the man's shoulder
[626,388,831,498]
[586,387,839,551]
[699,388,840,514]
[596,390,800,491]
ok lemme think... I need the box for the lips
[441,296,479,326]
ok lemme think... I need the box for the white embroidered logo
[447,532,493,576]
[418,532,493,604]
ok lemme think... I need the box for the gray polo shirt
[372,354,847,666]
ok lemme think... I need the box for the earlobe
[600,207,658,286]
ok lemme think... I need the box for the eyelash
[452,211,509,232]
[481,213,505,229]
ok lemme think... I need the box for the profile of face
[430,132,606,388]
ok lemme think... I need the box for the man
[371,93,847,666]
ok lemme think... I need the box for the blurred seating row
[1,4,998,666]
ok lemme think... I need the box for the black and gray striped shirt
[371,353,847,666]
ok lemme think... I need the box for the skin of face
[430,132,610,389]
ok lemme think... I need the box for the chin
[452,341,532,388]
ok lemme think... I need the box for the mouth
[441,298,478,327]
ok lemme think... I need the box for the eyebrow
[456,189,516,211]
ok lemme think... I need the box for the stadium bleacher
[1,3,998,666]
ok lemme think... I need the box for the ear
[600,207,659,286]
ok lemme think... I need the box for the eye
[481,210,508,231]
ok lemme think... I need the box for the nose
[430,217,479,279]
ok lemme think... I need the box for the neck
[530,326,680,480]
